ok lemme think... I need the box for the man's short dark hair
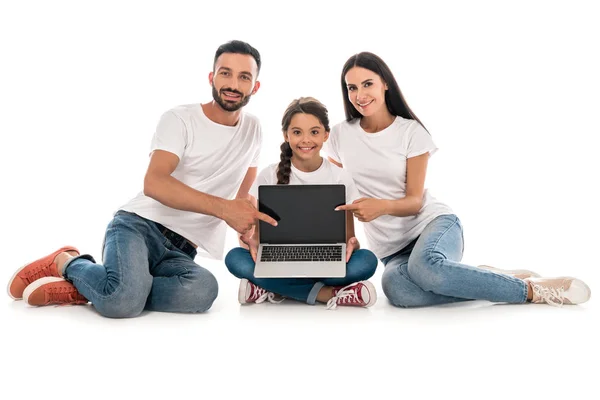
[213,40,261,75]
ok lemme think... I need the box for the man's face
[210,53,260,112]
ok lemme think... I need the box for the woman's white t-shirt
[324,116,453,259]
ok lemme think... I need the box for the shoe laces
[326,283,362,310]
[255,291,284,304]
[250,284,284,304]
[46,287,87,305]
[23,264,53,283]
[532,283,565,307]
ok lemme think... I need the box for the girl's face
[284,113,329,162]
[344,66,388,117]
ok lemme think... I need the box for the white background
[1,1,598,399]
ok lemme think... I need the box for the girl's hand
[345,237,360,262]
[240,232,259,262]
[336,198,386,222]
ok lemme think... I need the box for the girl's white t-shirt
[250,158,361,204]
[324,116,453,259]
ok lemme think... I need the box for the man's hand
[336,198,386,222]
[240,232,259,262]
[345,237,360,262]
[221,198,277,235]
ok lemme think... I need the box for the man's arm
[143,150,276,234]
[235,167,258,247]
[143,150,223,216]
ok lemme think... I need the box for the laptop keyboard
[260,245,343,262]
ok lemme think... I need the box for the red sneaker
[23,277,88,306]
[327,281,377,310]
[7,246,79,300]
[238,279,283,304]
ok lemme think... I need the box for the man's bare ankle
[54,252,75,277]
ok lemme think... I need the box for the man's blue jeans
[63,211,219,318]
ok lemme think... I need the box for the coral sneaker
[7,246,79,300]
[23,277,88,306]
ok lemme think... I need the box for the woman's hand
[336,198,387,222]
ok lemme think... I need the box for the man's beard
[212,85,252,112]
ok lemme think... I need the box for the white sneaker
[478,264,541,280]
[238,279,284,305]
[525,276,591,306]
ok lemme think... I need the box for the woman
[328,52,591,307]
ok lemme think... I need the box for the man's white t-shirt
[324,116,453,259]
[120,104,262,260]
[250,158,361,204]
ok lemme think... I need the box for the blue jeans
[224,248,378,304]
[381,214,527,307]
[63,210,219,318]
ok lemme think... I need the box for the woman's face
[344,66,388,117]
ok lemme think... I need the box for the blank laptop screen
[258,184,346,244]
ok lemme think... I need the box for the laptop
[254,184,347,278]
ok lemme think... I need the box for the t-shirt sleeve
[150,111,188,160]
[323,124,342,164]
[339,169,362,204]
[249,124,262,168]
[406,122,438,158]
[249,165,276,199]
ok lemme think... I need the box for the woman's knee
[382,265,429,308]
[407,251,446,293]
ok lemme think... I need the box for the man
[7,40,277,318]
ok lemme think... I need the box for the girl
[225,97,378,309]
[329,52,591,308]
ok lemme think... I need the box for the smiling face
[284,113,329,163]
[209,53,260,112]
[344,66,388,118]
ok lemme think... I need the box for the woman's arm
[382,152,428,217]
[335,152,429,221]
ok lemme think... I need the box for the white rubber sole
[238,279,249,304]
[361,281,377,307]
[565,277,592,304]
[7,263,29,300]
